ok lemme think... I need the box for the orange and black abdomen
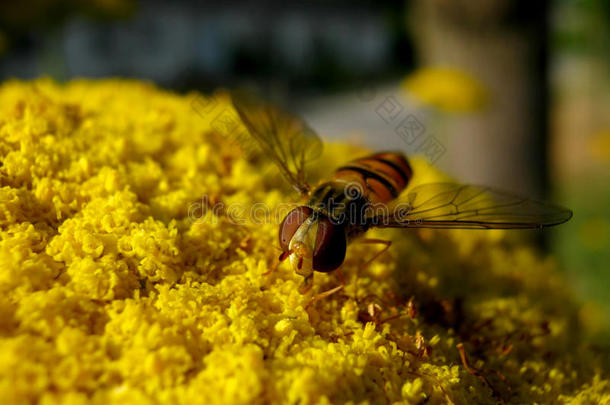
[333,152,413,204]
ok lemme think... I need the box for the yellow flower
[402,66,488,113]
[0,78,607,405]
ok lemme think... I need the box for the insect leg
[298,273,314,294]
[335,268,346,285]
[305,283,344,310]
[303,268,347,309]
[263,249,292,276]
[304,267,347,308]
[356,238,392,273]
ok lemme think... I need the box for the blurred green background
[1,0,609,328]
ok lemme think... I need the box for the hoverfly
[230,91,572,296]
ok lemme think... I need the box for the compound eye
[279,206,313,250]
[313,216,346,272]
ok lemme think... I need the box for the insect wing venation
[231,91,323,194]
[374,183,572,229]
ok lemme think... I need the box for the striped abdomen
[333,152,413,204]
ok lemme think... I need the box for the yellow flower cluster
[0,79,608,404]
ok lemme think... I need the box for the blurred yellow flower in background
[402,66,488,113]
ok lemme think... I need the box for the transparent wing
[371,183,572,229]
[231,90,323,195]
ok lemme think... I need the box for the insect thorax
[306,181,372,235]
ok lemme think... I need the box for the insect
[230,91,572,296]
